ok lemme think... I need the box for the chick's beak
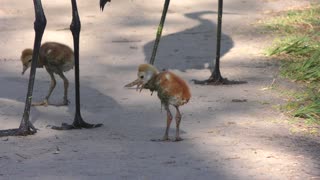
[124,79,144,92]
[21,66,28,75]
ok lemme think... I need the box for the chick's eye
[28,59,32,62]
[140,75,144,79]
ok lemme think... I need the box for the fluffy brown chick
[21,42,74,106]
[125,64,191,141]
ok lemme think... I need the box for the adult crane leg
[0,0,46,137]
[193,0,246,85]
[193,0,228,85]
[149,0,170,65]
[51,0,102,130]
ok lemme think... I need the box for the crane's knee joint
[70,16,81,36]
[34,16,47,33]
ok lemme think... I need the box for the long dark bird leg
[0,0,46,137]
[207,0,225,83]
[192,0,246,85]
[149,0,170,65]
[51,0,102,130]
[193,0,228,85]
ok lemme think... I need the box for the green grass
[262,4,320,33]
[265,36,318,57]
[280,50,320,83]
[283,90,320,125]
[261,4,320,126]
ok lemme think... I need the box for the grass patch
[265,36,319,57]
[261,4,320,33]
[261,3,320,126]
[283,90,320,125]
[280,50,320,83]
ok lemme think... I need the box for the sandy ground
[0,0,320,179]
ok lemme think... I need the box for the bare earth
[0,0,319,179]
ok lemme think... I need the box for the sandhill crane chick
[125,64,191,141]
[21,42,74,106]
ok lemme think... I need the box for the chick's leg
[57,72,69,106]
[162,105,172,141]
[174,106,183,141]
[32,71,56,106]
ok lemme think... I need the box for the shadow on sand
[143,11,233,72]
[0,70,121,133]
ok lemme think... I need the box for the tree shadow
[143,11,234,72]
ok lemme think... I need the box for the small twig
[270,78,276,87]
[111,40,141,43]
[231,99,247,103]
[56,27,69,31]
[15,153,28,159]
[53,146,60,154]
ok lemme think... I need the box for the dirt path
[0,0,319,179]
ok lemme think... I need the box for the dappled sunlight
[0,99,24,129]
[0,0,319,179]
[184,108,318,179]
[189,135,306,179]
